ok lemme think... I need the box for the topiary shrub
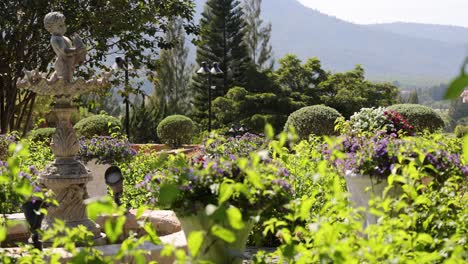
[386,104,444,133]
[28,127,56,142]
[454,125,468,138]
[74,114,122,138]
[157,115,194,148]
[284,105,342,140]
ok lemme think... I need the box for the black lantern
[105,166,124,206]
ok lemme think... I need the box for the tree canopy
[0,0,196,134]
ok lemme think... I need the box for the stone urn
[178,212,255,264]
[344,172,400,228]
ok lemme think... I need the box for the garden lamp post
[196,61,223,132]
[113,56,130,138]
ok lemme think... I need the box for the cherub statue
[44,12,87,83]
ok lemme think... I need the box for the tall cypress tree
[153,19,193,116]
[244,0,274,70]
[191,0,250,127]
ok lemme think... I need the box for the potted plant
[138,134,292,263]
[331,123,467,227]
[79,136,136,198]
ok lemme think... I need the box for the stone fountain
[17,11,112,243]
[6,12,188,262]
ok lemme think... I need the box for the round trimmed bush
[454,125,468,138]
[284,105,342,139]
[28,127,56,142]
[386,104,444,133]
[157,115,194,148]
[74,114,122,138]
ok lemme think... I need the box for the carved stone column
[38,98,102,242]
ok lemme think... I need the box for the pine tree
[243,0,274,70]
[152,19,193,116]
[191,0,251,127]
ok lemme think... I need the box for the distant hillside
[193,0,467,86]
[367,22,468,46]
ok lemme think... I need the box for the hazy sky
[298,0,468,28]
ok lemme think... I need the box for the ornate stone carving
[16,11,115,242]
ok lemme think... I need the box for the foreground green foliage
[1,126,467,263]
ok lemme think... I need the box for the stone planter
[344,172,400,228]
[178,213,254,264]
[85,159,112,199]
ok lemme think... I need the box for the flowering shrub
[346,107,414,136]
[383,110,414,135]
[349,107,388,133]
[139,140,292,218]
[79,136,136,164]
[327,133,467,182]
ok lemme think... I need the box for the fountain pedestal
[38,102,102,243]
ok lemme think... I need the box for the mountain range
[193,0,468,87]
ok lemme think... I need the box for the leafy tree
[212,86,304,132]
[407,90,419,104]
[243,0,274,70]
[0,1,196,134]
[191,0,251,128]
[318,65,398,118]
[153,19,193,116]
[129,100,158,143]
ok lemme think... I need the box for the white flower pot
[344,172,389,228]
[85,159,111,199]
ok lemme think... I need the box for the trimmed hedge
[28,127,56,142]
[284,105,342,140]
[157,115,194,148]
[387,104,444,133]
[74,114,122,138]
[454,125,468,138]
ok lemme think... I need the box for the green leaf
[86,198,116,220]
[414,196,432,206]
[187,231,204,257]
[211,225,236,243]
[219,182,234,204]
[299,198,314,221]
[416,233,434,245]
[143,222,162,244]
[104,215,126,243]
[265,124,274,139]
[0,226,6,242]
[226,207,245,230]
[444,74,468,99]
[158,184,179,206]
